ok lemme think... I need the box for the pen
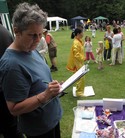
[42,80,59,84]
[42,81,49,84]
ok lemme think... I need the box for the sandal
[109,63,114,66]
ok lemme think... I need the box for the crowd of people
[67,23,124,98]
[73,23,124,69]
[98,24,124,67]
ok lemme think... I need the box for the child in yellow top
[66,28,85,97]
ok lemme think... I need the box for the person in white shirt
[109,28,122,66]
[118,26,124,58]
[36,37,48,62]
[91,23,97,38]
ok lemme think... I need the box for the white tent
[47,16,68,31]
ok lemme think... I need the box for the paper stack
[84,86,95,97]
[74,106,97,133]
[75,118,97,133]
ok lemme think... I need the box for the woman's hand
[7,80,61,116]
[42,80,61,102]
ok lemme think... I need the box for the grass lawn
[1,27,125,138]
[48,27,125,138]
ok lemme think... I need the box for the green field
[1,27,125,138]
[49,27,125,138]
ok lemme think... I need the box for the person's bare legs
[50,57,58,72]
[51,57,57,67]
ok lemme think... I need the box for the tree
[6,0,125,23]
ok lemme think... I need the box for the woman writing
[0,2,62,138]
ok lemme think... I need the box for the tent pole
[1,13,13,36]
[1,14,7,28]
[50,21,52,31]
[5,13,13,35]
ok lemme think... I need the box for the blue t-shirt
[0,49,62,136]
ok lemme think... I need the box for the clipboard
[59,64,89,93]
[42,64,89,108]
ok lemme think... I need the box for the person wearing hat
[43,29,58,72]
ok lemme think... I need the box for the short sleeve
[46,35,51,44]
[2,69,31,102]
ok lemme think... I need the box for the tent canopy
[93,16,109,22]
[0,0,8,13]
[47,17,67,22]
[70,16,87,29]
[0,0,13,35]
[71,16,87,20]
[47,16,68,31]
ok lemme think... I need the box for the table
[72,99,125,138]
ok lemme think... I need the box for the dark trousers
[104,43,112,60]
[26,123,61,138]
[0,92,24,138]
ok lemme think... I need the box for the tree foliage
[6,0,125,22]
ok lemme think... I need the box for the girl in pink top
[84,36,96,63]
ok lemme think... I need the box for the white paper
[84,86,95,97]
[42,65,89,108]
[59,65,89,93]
[75,106,95,119]
[75,118,97,133]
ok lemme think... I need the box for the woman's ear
[13,27,20,36]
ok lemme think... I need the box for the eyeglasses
[28,33,42,40]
